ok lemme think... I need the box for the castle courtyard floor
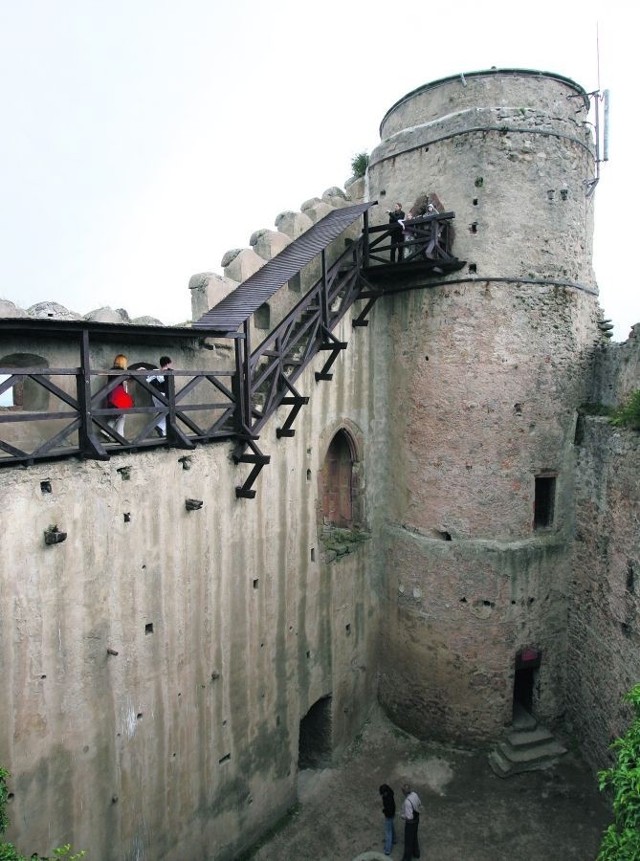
[246,708,610,861]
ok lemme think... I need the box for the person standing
[387,202,405,262]
[401,782,422,860]
[104,353,132,439]
[379,783,396,856]
[146,355,172,438]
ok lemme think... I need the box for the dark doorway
[298,695,332,769]
[513,648,541,716]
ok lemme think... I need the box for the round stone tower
[367,69,601,741]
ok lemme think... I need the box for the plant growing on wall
[1,768,85,860]
[350,152,369,179]
[597,684,640,860]
[611,390,640,431]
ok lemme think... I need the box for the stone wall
[0,306,380,860]
[567,331,640,769]
[568,418,640,768]
[367,69,602,740]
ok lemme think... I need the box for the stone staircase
[489,705,568,778]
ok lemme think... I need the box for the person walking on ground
[146,355,172,437]
[103,353,132,439]
[387,202,405,262]
[379,783,397,856]
[401,782,422,860]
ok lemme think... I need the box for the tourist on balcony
[103,353,133,439]
[387,202,405,262]
[146,355,172,438]
[379,783,397,855]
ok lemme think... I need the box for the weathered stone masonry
[1,69,639,860]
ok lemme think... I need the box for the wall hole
[468,263,477,273]
[307,469,312,481]
[436,530,452,541]
[310,548,315,562]
[40,480,52,494]
[345,624,351,635]
[560,189,568,201]
[253,579,259,589]
[474,177,484,188]
[472,198,478,205]
[514,403,523,414]
[218,753,231,764]
[145,623,154,635]
[136,713,143,720]
[424,355,429,361]
[123,513,131,523]
[460,597,467,603]
[547,189,555,201]
[626,562,635,594]
[470,222,478,234]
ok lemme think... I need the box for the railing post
[77,328,107,459]
[363,210,370,268]
[320,249,329,329]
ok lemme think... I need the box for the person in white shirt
[400,782,422,860]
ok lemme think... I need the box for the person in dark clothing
[146,355,172,437]
[387,202,405,262]
[379,783,397,856]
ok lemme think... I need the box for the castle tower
[367,69,601,740]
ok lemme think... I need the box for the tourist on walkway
[103,353,132,439]
[401,782,422,860]
[379,783,396,855]
[146,355,172,437]
[387,202,405,262]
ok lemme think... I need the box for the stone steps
[489,711,568,778]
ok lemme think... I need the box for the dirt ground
[247,708,610,861]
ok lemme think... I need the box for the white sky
[0,0,636,339]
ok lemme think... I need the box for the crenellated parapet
[188,181,365,326]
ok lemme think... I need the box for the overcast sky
[0,0,635,339]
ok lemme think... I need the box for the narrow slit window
[534,475,556,529]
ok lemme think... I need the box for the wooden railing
[0,209,461,493]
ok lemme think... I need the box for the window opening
[255,303,271,330]
[534,475,556,529]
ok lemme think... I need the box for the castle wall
[567,335,640,769]
[367,70,601,739]
[0,309,381,860]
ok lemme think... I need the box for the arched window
[321,429,356,527]
[0,353,49,410]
